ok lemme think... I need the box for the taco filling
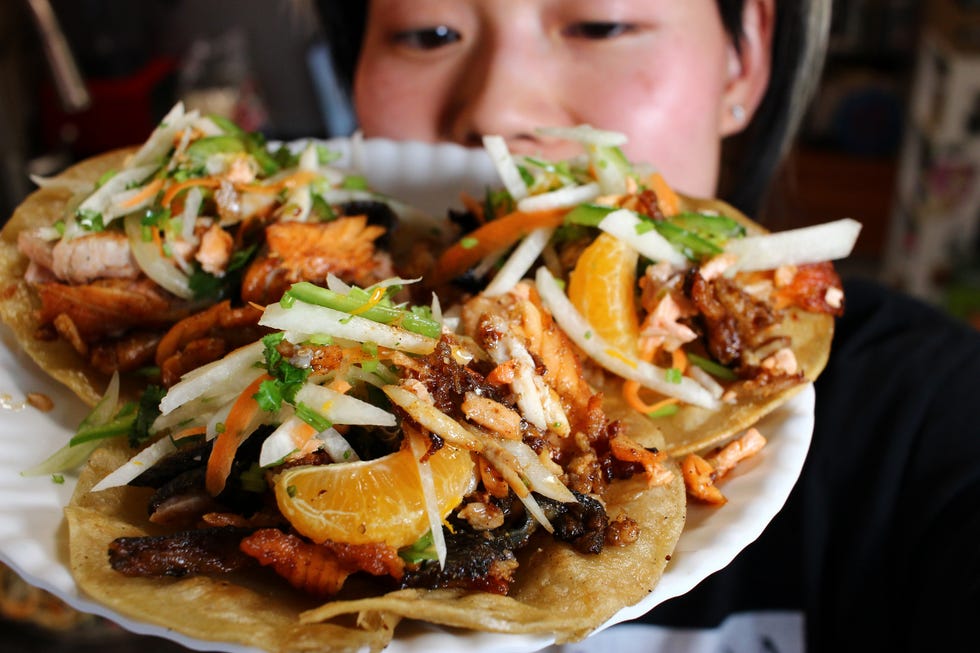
[62,276,684,649]
[0,103,436,405]
[431,126,859,457]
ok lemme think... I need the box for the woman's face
[354,0,743,197]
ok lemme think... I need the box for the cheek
[565,53,727,197]
[354,59,443,140]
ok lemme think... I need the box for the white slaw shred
[260,301,438,355]
[724,218,863,272]
[598,208,689,267]
[534,266,720,410]
[406,428,449,569]
[483,227,555,297]
[482,135,528,200]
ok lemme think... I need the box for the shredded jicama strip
[535,266,719,410]
[91,436,178,492]
[725,218,862,272]
[159,340,266,415]
[516,181,599,213]
[483,227,555,297]
[293,383,397,427]
[483,135,528,200]
[598,208,688,266]
[261,301,438,355]
[406,427,448,569]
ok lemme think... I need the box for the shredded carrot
[205,373,271,496]
[485,361,516,386]
[623,379,681,415]
[671,348,688,373]
[649,172,680,217]
[162,177,221,208]
[172,425,208,441]
[431,207,570,283]
[150,225,167,257]
[120,178,164,209]
[236,170,319,195]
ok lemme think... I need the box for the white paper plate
[0,138,813,652]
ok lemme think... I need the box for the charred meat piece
[132,436,267,521]
[146,467,223,526]
[130,441,212,489]
[155,301,268,387]
[402,503,536,595]
[240,529,406,597]
[536,492,610,555]
[89,329,163,375]
[685,270,781,368]
[773,261,845,316]
[412,337,504,415]
[109,527,255,577]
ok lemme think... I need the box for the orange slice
[567,232,640,356]
[274,444,476,548]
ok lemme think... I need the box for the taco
[0,103,438,407]
[62,277,685,651]
[429,126,860,458]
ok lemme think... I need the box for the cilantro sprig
[254,332,310,413]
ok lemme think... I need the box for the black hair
[718,1,831,215]
[314,1,830,216]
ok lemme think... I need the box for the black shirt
[637,277,980,651]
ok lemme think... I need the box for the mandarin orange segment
[567,232,640,356]
[273,444,476,548]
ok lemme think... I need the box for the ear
[719,0,774,136]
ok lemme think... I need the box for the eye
[392,25,462,50]
[562,22,636,40]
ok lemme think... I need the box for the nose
[441,30,572,156]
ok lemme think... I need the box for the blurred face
[354,0,745,197]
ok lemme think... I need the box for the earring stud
[730,103,746,123]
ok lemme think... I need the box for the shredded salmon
[681,453,727,505]
[682,428,768,505]
[609,433,672,486]
[461,392,522,440]
[708,428,767,478]
[195,224,234,276]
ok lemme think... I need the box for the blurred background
[0,0,978,648]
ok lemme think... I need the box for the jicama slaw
[434,126,861,422]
